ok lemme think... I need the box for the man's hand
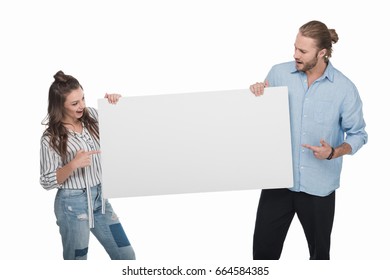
[249,80,269,96]
[302,139,333,160]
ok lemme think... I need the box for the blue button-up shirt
[266,61,367,196]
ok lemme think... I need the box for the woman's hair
[299,20,339,62]
[42,70,99,161]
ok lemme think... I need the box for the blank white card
[98,87,292,198]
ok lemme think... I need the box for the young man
[249,20,367,260]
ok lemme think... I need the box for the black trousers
[253,188,335,260]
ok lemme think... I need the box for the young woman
[40,70,136,260]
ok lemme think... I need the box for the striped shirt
[40,107,101,190]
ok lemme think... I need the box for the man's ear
[319,49,327,58]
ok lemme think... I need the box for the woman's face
[63,87,85,123]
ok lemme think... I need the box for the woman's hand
[56,149,100,184]
[104,93,122,104]
[71,150,101,169]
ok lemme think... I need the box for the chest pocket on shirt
[314,101,333,124]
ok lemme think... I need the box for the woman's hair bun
[53,70,67,83]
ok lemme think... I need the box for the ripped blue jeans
[54,184,136,260]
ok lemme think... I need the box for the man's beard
[296,52,319,72]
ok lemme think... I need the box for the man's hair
[299,20,339,61]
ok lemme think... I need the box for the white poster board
[98,87,292,198]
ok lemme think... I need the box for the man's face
[293,32,322,72]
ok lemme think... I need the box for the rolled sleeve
[341,86,368,155]
[40,136,62,190]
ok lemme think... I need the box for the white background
[1,0,389,270]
